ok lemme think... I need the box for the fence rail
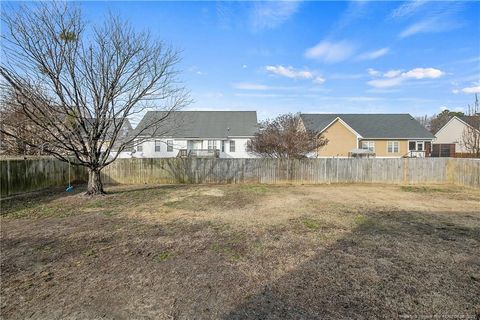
[1,158,479,197]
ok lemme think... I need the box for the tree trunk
[87,168,105,195]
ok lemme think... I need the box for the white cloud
[367,77,405,88]
[331,1,370,34]
[367,68,380,77]
[357,47,390,60]
[402,68,444,79]
[313,77,326,84]
[242,64,248,69]
[462,86,480,94]
[454,56,480,65]
[233,82,271,91]
[265,65,326,85]
[188,65,205,75]
[250,1,301,31]
[367,67,445,88]
[390,2,466,38]
[329,73,365,80]
[400,19,435,38]
[452,89,460,94]
[390,0,428,19]
[399,15,462,38]
[265,65,313,79]
[440,106,464,113]
[384,70,402,78]
[305,40,355,63]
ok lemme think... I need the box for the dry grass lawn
[1,183,479,319]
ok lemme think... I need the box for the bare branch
[0,2,189,194]
[247,113,328,159]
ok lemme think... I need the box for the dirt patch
[1,184,479,319]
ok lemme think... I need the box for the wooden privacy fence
[1,157,479,197]
[0,157,87,197]
[101,158,480,187]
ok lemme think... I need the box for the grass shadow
[224,210,480,319]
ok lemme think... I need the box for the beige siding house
[300,114,435,158]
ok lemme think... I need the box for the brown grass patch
[1,183,479,319]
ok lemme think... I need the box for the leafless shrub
[248,113,327,159]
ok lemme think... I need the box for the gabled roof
[300,113,434,139]
[84,118,132,138]
[132,111,258,138]
[458,116,479,129]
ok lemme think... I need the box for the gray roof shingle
[133,111,258,138]
[300,113,434,139]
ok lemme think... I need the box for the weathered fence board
[1,157,479,197]
[0,158,87,197]
[101,158,479,188]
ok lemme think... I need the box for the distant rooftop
[132,111,258,138]
[300,113,435,139]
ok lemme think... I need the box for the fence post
[403,158,409,184]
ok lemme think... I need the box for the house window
[229,140,235,152]
[155,140,161,152]
[416,141,424,151]
[409,141,416,151]
[361,141,375,152]
[136,143,143,152]
[221,140,225,152]
[208,140,216,150]
[387,141,399,153]
[409,141,427,152]
[167,140,173,152]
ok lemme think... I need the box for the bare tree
[0,89,51,156]
[461,94,480,157]
[248,113,327,159]
[0,2,189,194]
[429,109,465,134]
[414,114,433,131]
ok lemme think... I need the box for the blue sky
[7,1,480,120]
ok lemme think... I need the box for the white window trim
[408,140,427,152]
[361,141,375,152]
[387,141,399,153]
[229,140,235,152]
[155,140,161,152]
[207,140,217,150]
[417,141,424,151]
[167,140,174,152]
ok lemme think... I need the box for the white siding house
[432,116,479,157]
[433,116,471,153]
[120,111,257,159]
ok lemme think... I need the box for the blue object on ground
[66,185,74,192]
